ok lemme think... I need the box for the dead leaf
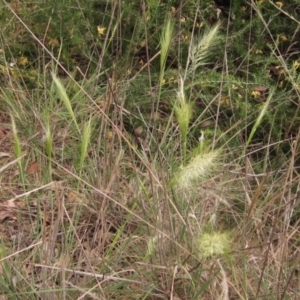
[67,191,84,204]
[0,210,16,222]
[253,86,268,93]
[27,162,39,175]
[0,152,11,158]
[0,128,6,138]
[134,126,143,137]
[269,65,284,77]
[2,200,17,208]
[15,200,26,208]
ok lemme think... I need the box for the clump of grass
[186,22,221,77]
[198,231,232,259]
[160,17,174,74]
[157,16,174,114]
[43,114,53,176]
[52,73,80,134]
[173,77,193,160]
[79,118,92,171]
[171,149,220,190]
[10,114,25,184]
[1,1,300,299]
[172,23,222,189]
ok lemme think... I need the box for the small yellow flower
[220,96,230,106]
[181,34,189,42]
[275,1,283,9]
[279,33,287,41]
[48,38,60,47]
[180,16,186,23]
[292,60,300,71]
[168,76,176,83]
[97,99,106,109]
[197,22,204,28]
[18,56,28,66]
[106,131,114,140]
[97,26,106,36]
[252,91,261,98]
[140,40,146,47]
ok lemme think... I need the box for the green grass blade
[52,73,80,134]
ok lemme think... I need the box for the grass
[0,0,300,299]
